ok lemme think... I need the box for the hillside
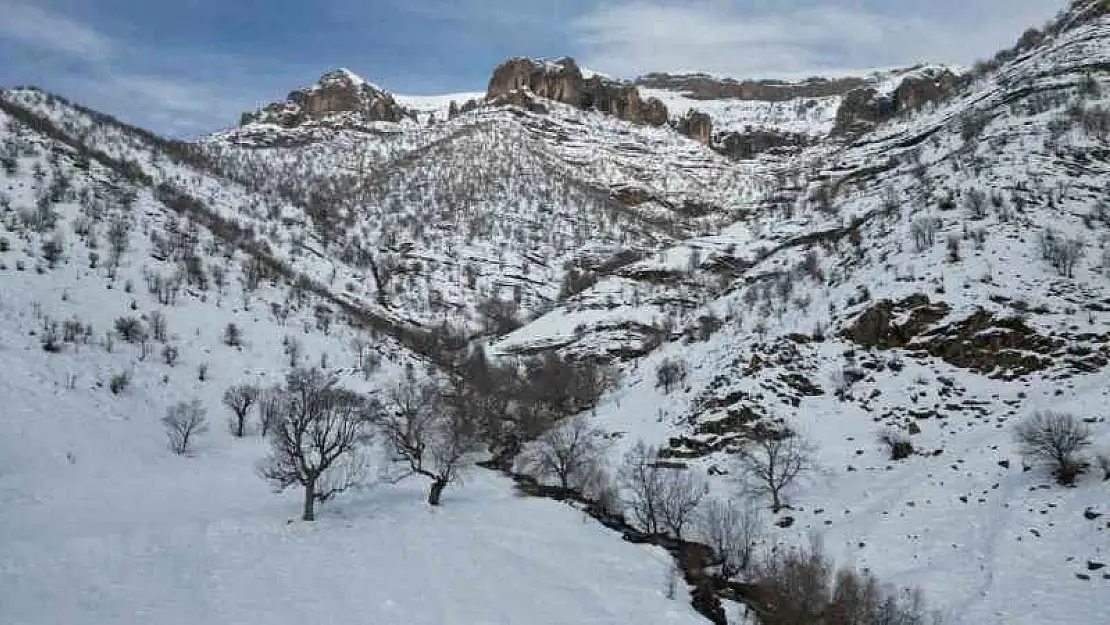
[2,1,1110,624]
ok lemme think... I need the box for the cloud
[0,2,283,137]
[572,0,1070,79]
[0,0,114,60]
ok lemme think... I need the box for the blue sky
[0,0,1069,137]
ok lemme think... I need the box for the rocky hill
[2,1,1109,624]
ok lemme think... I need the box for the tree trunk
[428,479,447,506]
[303,479,316,521]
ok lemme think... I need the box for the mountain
[1,1,1109,624]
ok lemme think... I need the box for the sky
[0,0,1070,138]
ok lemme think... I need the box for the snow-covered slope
[3,1,1110,624]
[496,4,1110,623]
[0,86,708,625]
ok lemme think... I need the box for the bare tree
[748,538,937,625]
[1039,229,1085,278]
[1014,411,1092,485]
[657,467,707,540]
[697,497,762,579]
[378,376,482,505]
[162,399,209,455]
[655,357,688,395]
[910,217,939,252]
[256,385,285,438]
[258,369,375,521]
[619,441,667,534]
[518,415,611,491]
[619,441,707,538]
[106,215,130,278]
[223,384,260,437]
[737,432,812,512]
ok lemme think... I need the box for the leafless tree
[698,497,762,579]
[223,384,260,437]
[258,369,376,521]
[1014,411,1092,485]
[657,466,707,540]
[162,399,209,455]
[737,431,813,512]
[910,216,939,252]
[106,215,130,278]
[750,539,936,625]
[378,376,482,505]
[518,415,611,491]
[256,385,285,438]
[619,441,667,534]
[619,441,706,538]
[655,357,688,395]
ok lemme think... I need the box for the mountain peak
[239,68,411,129]
[315,68,382,93]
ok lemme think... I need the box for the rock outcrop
[714,129,809,159]
[675,110,713,145]
[486,57,670,127]
[636,73,868,101]
[240,69,412,128]
[832,67,960,136]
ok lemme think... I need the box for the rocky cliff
[832,67,960,135]
[240,69,412,128]
[487,57,670,127]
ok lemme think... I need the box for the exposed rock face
[240,69,412,128]
[714,130,809,159]
[894,71,960,112]
[832,68,960,136]
[675,110,712,145]
[636,73,868,101]
[486,57,669,127]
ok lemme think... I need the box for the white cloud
[0,0,114,60]
[571,0,1070,79]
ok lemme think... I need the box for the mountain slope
[0,77,709,625]
[497,4,1110,623]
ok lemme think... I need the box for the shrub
[698,497,762,579]
[655,357,688,395]
[1014,411,1092,485]
[114,316,145,343]
[750,540,935,625]
[222,322,243,347]
[880,429,915,461]
[109,370,130,394]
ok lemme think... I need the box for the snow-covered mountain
[2,1,1110,624]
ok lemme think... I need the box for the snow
[0,113,706,625]
[2,4,1110,625]
[395,92,486,117]
[641,88,843,137]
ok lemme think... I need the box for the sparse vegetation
[162,399,209,455]
[1014,411,1092,485]
[737,431,812,512]
[258,369,375,520]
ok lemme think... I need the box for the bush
[1014,411,1092,485]
[40,318,61,353]
[750,540,936,625]
[698,497,762,579]
[114,316,146,343]
[109,370,130,394]
[655,357,688,395]
[222,322,243,347]
[880,429,915,461]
